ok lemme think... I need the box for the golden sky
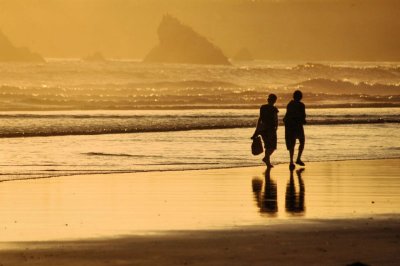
[0,0,399,60]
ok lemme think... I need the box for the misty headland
[0,30,43,62]
[1,0,399,61]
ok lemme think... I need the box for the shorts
[260,130,277,150]
[285,125,305,150]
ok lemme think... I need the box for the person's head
[293,90,303,101]
[267,94,277,105]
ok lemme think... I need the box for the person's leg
[296,127,305,166]
[297,138,304,161]
[286,126,296,170]
[261,132,275,167]
[264,148,275,167]
[261,134,269,165]
[266,131,277,167]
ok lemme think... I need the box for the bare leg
[297,142,304,161]
[263,149,275,167]
[296,138,305,166]
[267,149,275,166]
[289,148,294,165]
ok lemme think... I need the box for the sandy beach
[0,159,399,265]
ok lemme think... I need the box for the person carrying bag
[251,94,279,168]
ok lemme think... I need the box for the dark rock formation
[144,15,230,65]
[0,30,44,62]
[233,47,254,61]
[83,52,107,62]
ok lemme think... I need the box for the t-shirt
[283,100,306,127]
[259,104,279,131]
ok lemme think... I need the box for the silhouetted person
[284,90,306,170]
[285,168,305,214]
[251,168,278,215]
[252,94,279,167]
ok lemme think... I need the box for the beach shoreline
[0,159,399,265]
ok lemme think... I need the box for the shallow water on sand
[0,122,399,182]
[0,159,399,241]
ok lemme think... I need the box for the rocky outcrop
[0,30,44,62]
[144,15,230,65]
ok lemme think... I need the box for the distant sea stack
[233,47,254,61]
[144,15,230,65]
[0,30,44,62]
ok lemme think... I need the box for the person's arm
[301,103,307,124]
[283,102,291,124]
[274,109,279,130]
[252,116,261,138]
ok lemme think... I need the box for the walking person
[252,94,279,168]
[284,90,306,170]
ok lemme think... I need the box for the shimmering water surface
[0,60,399,110]
[0,160,399,241]
[0,108,399,182]
[0,60,399,181]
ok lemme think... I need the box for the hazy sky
[0,0,399,60]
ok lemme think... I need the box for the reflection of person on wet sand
[252,94,279,168]
[285,169,305,214]
[251,168,278,214]
[284,90,306,170]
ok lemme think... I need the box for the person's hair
[293,90,303,101]
[268,93,277,104]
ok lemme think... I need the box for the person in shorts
[252,94,279,168]
[284,90,306,170]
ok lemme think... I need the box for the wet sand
[0,159,399,265]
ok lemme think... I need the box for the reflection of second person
[285,169,305,214]
[253,94,279,168]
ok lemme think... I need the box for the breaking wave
[296,78,400,95]
[0,108,398,138]
[1,60,400,110]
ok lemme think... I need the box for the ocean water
[0,60,399,110]
[0,107,398,138]
[0,108,399,182]
[0,60,399,182]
